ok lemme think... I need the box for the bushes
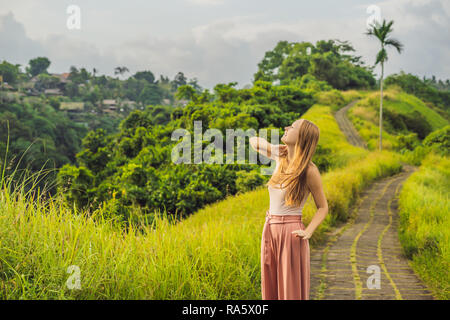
[235,170,265,194]
[341,90,362,104]
[422,125,450,156]
[385,71,450,113]
[314,89,345,108]
[398,125,450,165]
[395,132,420,151]
[57,79,323,221]
[347,88,447,153]
[383,109,433,139]
[397,152,449,299]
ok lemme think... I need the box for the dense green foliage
[0,56,205,196]
[254,39,376,90]
[0,17,448,299]
[0,61,21,85]
[27,57,51,77]
[1,40,448,228]
[398,152,449,299]
[0,118,403,299]
[422,125,450,156]
[385,71,450,119]
[57,78,332,221]
[0,93,88,190]
[64,67,197,106]
[348,88,448,151]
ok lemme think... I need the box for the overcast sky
[0,0,449,90]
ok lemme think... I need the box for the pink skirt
[261,209,310,300]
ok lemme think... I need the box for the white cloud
[0,11,121,76]
[186,0,225,5]
[372,0,450,77]
[0,11,45,67]
[1,1,449,90]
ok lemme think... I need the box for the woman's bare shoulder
[306,162,319,189]
[308,162,317,169]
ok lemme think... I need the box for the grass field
[0,88,447,299]
[0,148,401,299]
[397,152,449,299]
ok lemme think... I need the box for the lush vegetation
[0,104,403,298]
[385,71,450,119]
[254,39,376,90]
[0,56,201,196]
[397,152,449,299]
[57,77,324,223]
[56,66,383,224]
[0,57,200,107]
[0,35,449,299]
[348,87,448,151]
[0,93,88,190]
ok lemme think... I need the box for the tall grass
[0,93,408,300]
[303,102,368,169]
[347,87,448,152]
[397,152,449,299]
[0,147,401,299]
[348,89,402,151]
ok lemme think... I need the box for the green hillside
[0,95,403,299]
[348,87,448,150]
[0,36,448,299]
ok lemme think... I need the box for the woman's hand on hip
[291,229,312,240]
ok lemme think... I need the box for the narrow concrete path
[334,100,367,149]
[308,103,436,300]
[310,166,435,299]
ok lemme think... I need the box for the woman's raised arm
[249,136,282,161]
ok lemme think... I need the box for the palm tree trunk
[379,62,384,151]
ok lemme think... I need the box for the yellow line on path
[377,181,403,299]
[314,194,368,300]
[350,175,403,299]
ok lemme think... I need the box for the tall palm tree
[365,19,403,151]
[114,66,129,78]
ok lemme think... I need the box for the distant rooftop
[44,88,62,95]
[103,99,117,105]
[60,102,85,111]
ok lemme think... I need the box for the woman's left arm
[304,164,329,238]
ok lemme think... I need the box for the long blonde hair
[266,119,319,207]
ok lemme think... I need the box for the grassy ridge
[1,88,445,299]
[348,87,448,150]
[304,96,368,169]
[397,152,450,299]
[388,91,448,130]
[0,96,403,299]
[0,150,401,299]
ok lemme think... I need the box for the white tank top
[268,183,308,215]
[268,161,308,215]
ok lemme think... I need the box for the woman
[250,118,329,300]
